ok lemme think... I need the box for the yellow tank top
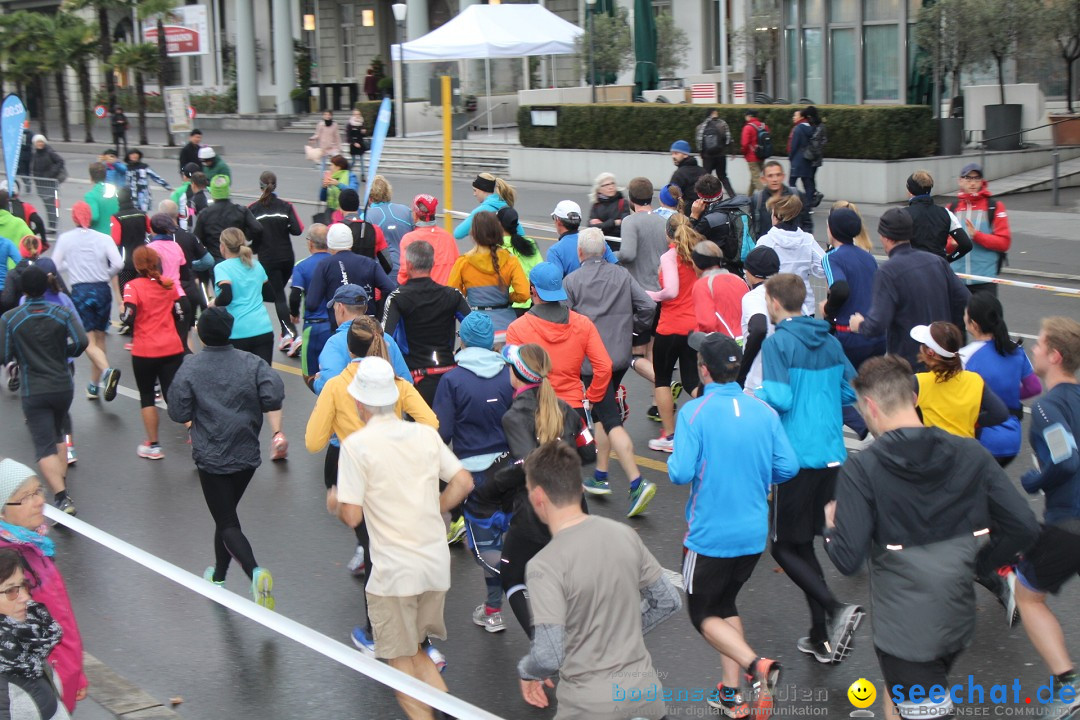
[916,370,984,438]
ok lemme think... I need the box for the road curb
[84,653,183,718]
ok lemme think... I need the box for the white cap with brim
[909,325,956,358]
[0,459,37,506]
[347,357,400,407]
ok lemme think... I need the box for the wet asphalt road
[1,131,1078,719]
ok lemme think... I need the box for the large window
[803,27,823,102]
[829,0,855,22]
[863,0,900,21]
[863,24,899,99]
[830,27,855,103]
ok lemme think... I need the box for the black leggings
[770,539,841,642]
[176,296,193,353]
[131,353,184,408]
[231,332,274,365]
[500,529,548,639]
[263,261,296,337]
[199,467,259,582]
[652,332,700,392]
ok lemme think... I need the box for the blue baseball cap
[529,262,567,302]
[326,283,369,308]
[670,140,692,154]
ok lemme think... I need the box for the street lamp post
[586,0,596,104]
[392,2,407,137]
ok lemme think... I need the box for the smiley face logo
[848,678,877,709]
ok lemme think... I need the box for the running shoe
[615,384,630,422]
[824,603,864,664]
[137,442,164,460]
[271,431,288,461]
[583,477,612,495]
[117,323,132,336]
[351,626,376,656]
[278,333,294,353]
[472,604,506,633]
[6,362,19,392]
[100,367,121,402]
[251,567,274,610]
[998,566,1019,628]
[648,433,674,453]
[796,637,833,664]
[54,496,76,516]
[812,190,825,208]
[707,685,750,719]
[744,658,781,720]
[287,335,303,358]
[203,566,225,586]
[627,480,657,517]
[670,381,683,401]
[425,642,447,673]
[86,383,99,400]
[65,436,76,466]
[446,516,466,545]
[346,545,366,576]
[646,405,661,422]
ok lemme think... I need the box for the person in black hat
[167,305,285,609]
[947,162,1012,297]
[820,207,885,367]
[738,245,781,390]
[124,148,172,212]
[849,207,970,368]
[904,169,972,262]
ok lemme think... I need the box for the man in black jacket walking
[668,140,706,216]
[905,170,972,262]
[824,354,1038,720]
[849,208,969,368]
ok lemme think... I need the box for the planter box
[1050,114,1080,146]
[984,104,1023,151]
[937,117,964,156]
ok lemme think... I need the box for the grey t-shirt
[618,211,668,293]
[526,516,667,720]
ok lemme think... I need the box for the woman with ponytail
[214,227,288,460]
[248,171,303,351]
[447,211,528,337]
[646,214,704,452]
[464,343,584,637]
[453,172,525,240]
[496,206,540,315]
[960,294,1042,466]
[120,246,185,459]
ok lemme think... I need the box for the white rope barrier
[42,504,507,720]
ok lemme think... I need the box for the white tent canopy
[390,4,583,63]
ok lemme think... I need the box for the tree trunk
[98,4,118,114]
[78,60,95,143]
[136,71,149,145]
[55,72,71,142]
[995,54,1005,105]
[157,16,175,147]
[950,67,961,117]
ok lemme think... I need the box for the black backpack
[803,124,828,166]
[702,120,726,156]
[754,122,773,159]
[697,195,753,274]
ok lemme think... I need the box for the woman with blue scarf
[0,460,86,713]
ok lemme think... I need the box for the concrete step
[993,155,1080,195]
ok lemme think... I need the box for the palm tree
[63,0,133,117]
[1,12,53,135]
[41,13,99,143]
[110,42,159,144]
[137,0,179,146]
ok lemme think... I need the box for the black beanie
[827,208,861,244]
[877,207,913,242]
[197,307,234,346]
[20,265,47,298]
[339,189,360,212]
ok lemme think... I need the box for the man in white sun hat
[333,356,473,720]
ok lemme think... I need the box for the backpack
[803,124,828,166]
[754,122,773,160]
[698,195,753,275]
[948,198,1007,273]
[702,120,726,156]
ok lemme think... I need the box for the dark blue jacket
[1023,383,1080,525]
[855,243,970,367]
[433,347,513,462]
[788,122,814,178]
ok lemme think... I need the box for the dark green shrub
[518,103,936,160]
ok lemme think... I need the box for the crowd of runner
[0,133,1077,720]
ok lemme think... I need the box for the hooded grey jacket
[825,426,1038,661]
[564,258,655,374]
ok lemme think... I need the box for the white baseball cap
[198,146,216,160]
[348,357,400,407]
[909,324,956,358]
[551,200,582,222]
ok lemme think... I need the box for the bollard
[1052,151,1060,207]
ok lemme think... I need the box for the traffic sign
[94,105,107,118]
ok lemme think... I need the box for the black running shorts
[1016,523,1080,595]
[682,549,760,630]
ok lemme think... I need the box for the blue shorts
[302,320,332,377]
[71,282,112,332]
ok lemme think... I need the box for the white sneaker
[648,434,674,453]
[137,442,165,460]
[346,545,365,576]
[286,335,303,358]
[472,604,506,633]
[278,333,294,353]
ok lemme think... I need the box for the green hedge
[518,103,936,160]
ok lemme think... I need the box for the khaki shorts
[367,590,448,660]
